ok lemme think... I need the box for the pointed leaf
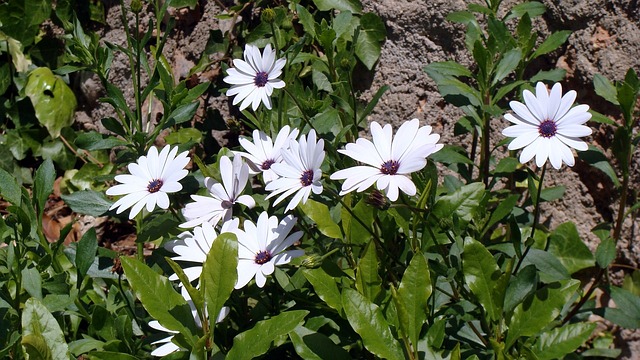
[355,240,382,301]
[532,30,571,59]
[593,73,620,105]
[22,298,70,360]
[299,199,342,238]
[202,232,238,336]
[341,289,404,360]
[34,159,55,216]
[532,322,596,360]
[226,310,309,360]
[0,166,22,205]
[548,222,594,274]
[397,253,431,348]
[433,182,485,223]
[289,325,351,360]
[492,48,522,85]
[463,238,503,321]
[25,67,77,138]
[303,268,342,312]
[355,13,386,70]
[595,238,616,268]
[76,228,98,281]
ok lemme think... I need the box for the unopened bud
[300,254,323,268]
[365,190,390,210]
[130,0,143,14]
[261,8,276,24]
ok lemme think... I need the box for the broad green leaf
[504,265,537,314]
[311,0,361,14]
[506,279,580,348]
[76,228,98,281]
[429,145,473,165]
[226,310,309,360]
[333,11,356,40]
[312,70,333,92]
[25,67,77,138]
[169,0,198,9]
[61,190,113,217]
[341,198,373,246]
[530,68,566,83]
[521,249,570,283]
[0,0,51,46]
[74,131,129,151]
[296,4,316,38]
[120,257,197,339]
[22,334,51,360]
[341,289,404,360]
[593,73,620,105]
[446,11,476,25]
[0,166,22,205]
[355,13,386,70]
[289,325,351,360]
[355,240,382,301]
[86,352,140,360]
[21,266,43,300]
[397,253,431,348]
[603,287,640,329]
[22,298,71,360]
[303,268,342,312]
[424,61,472,78]
[482,194,518,236]
[202,233,238,338]
[165,101,199,127]
[165,127,203,145]
[548,222,594,274]
[532,30,571,59]
[578,146,620,187]
[33,159,55,217]
[504,1,546,21]
[433,182,485,223]
[299,199,342,238]
[463,238,503,321]
[492,48,522,85]
[532,322,596,360]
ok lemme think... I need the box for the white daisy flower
[223,43,286,111]
[165,219,240,283]
[235,125,300,184]
[330,119,443,201]
[233,212,304,289]
[106,145,189,219]
[148,287,230,357]
[502,82,592,169]
[181,156,255,228]
[265,130,325,212]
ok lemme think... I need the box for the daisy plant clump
[331,118,443,201]
[234,125,300,184]
[181,155,255,228]
[106,145,190,219]
[502,82,592,169]
[265,130,325,212]
[223,43,286,111]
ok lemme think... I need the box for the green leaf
[355,13,386,70]
[74,131,128,151]
[22,334,52,360]
[311,0,361,14]
[295,4,316,38]
[492,48,522,85]
[603,286,640,329]
[596,238,617,268]
[0,0,51,46]
[21,266,43,300]
[86,352,140,360]
[530,68,566,83]
[548,222,595,274]
[202,233,238,338]
[289,325,351,360]
[0,163,22,205]
[463,238,503,321]
[532,30,571,59]
[165,101,199,127]
[341,198,373,246]
[303,268,342,312]
[61,190,113,217]
[482,194,518,236]
[33,159,55,217]
[424,61,472,78]
[226,310,309,360]
[76,228,98,282]
[397,253,431,348]
[355,240,382,301]
[578,146,620,187]
[506,279,580,348]
[24,67,77,138]
[120,257,197,339]
[532,322,596,360]
[312,70,333,92]
[521,249,570,283]
[504,265,537,314]
[22,298,71,360]
[433,182,485,223]
[165,127,203,145]
[593,73,620,105]
[504,1,546,21]
[341,289,404,360]
[299,199,342,239]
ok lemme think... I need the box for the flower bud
[300,254,323,268]
[366,190,390,210]
[130,0,143,13]
[261,8,276,24]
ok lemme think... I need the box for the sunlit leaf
[25,67,77,139]
[22,298,71,360]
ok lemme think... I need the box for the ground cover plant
[0,0,639,359]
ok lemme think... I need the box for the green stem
[283,88,316,132]
[136,212,144,261]
[514,163,546,274]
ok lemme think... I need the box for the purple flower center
[221,200,233,209]
[380,160,400,175]
[147,179,163,193]
[261,159,275,170]
[300,169,314,186]
[254,71,269,87]
[255,250,272,265]
[538,120,557,138]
